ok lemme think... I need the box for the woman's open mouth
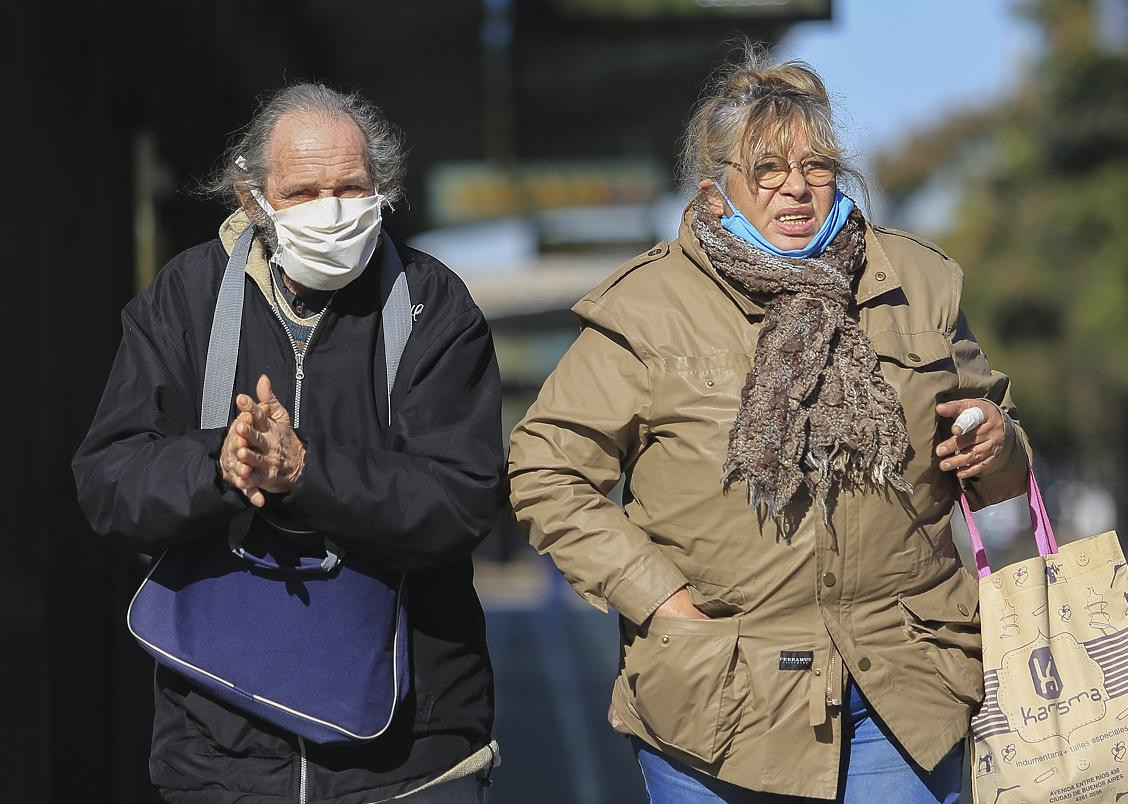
[774,210,816,237]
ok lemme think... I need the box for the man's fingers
[256,374,286,422]
[236,447,272,468]
[234,464,271,489]
[257,373,293,426]
[256,374,275,406]
[235,394,258,414]
[236,421,269,451]
[245,487,266,508]
[242,397,271,432]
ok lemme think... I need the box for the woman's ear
[698,180,727,217]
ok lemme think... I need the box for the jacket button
[705,379,715,387]
[875,271,886,281]
[858,657,872,671]
[813,668,822,676]
[648,248,662,256]
[958,603,970,616]
[907,353,921,362]
[822,572,837,588]
[661,635,670,645]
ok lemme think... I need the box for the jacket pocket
[687,576,746,618]
[660,352,752,407]
[898,571,984,705]
[869,329,954,371]
[623,615,742,763]
[869,329,959,463]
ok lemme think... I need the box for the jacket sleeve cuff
[203,427,242,500]
[606,549,690,626]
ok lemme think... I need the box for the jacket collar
[676,204,765,317]
[855,223,903,306]
[218,209,275,304]
[675,200,904,313]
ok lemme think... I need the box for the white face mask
[249,185,385,291]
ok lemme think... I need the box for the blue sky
[778,0,1039,170]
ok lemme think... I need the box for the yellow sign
[426,161,667,226]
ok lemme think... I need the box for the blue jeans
[633,681,964,803]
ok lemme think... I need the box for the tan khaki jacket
[507,209,1031,799]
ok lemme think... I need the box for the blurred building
[12,1,829,800]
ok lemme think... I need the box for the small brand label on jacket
[779,650,814,671]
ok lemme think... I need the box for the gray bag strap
[201,227,413,428]
[379,235,413,424]
[200,225,254,429]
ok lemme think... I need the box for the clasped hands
[218,374,306,507]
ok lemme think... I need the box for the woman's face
[722,131,836,251]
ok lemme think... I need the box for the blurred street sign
[550,0,831,21]
[426,160,666,226]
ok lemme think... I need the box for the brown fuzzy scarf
[691,196,912,523]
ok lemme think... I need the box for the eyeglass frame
[721,156,837,190]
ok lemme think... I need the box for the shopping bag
[968,470,1128,802]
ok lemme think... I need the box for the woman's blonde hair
[679,43,869,209]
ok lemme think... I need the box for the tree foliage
[875,0,1128,529]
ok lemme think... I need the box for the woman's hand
[935,400,1008,480]
[651,586,711,620]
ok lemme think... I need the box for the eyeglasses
[722,156,837,190]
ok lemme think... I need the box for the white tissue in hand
[954,406,986,434]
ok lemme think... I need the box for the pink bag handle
[961,469,1059,579]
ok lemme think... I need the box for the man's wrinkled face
[264,113,373,210]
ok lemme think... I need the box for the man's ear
[234,180,262,221]
[234,180,253,211]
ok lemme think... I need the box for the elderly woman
[508,51,1030,802]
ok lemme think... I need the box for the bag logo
[1029,646,1063,700]
[997,631,1108,744]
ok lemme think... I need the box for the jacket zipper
[825,651,840,706]
[266,297,333,429]
[298,736,308,804]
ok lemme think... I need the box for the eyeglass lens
[753,158,836,189]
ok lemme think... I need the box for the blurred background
[9,0,1128,800]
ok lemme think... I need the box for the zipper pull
[826,653,842,707]
[295,351,305,381]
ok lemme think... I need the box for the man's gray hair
[202,82,406,210]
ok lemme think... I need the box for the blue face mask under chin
[711,180,855,259]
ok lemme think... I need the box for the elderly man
[73,84,502,802]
